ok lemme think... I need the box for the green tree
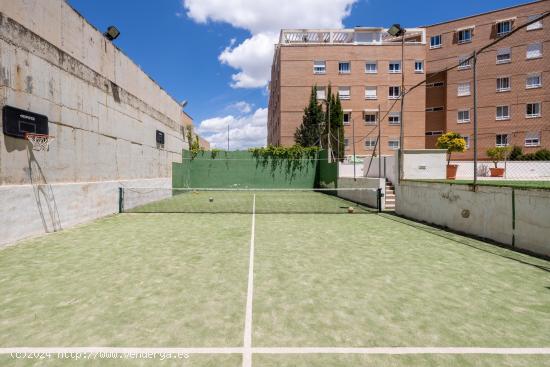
[321,84,345,161]
[486,147,511,168]
[295,86,324,147]
[436,132,466,165]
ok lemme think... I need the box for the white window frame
[496,105,510,120]
[338,86,351,100]
[496,134,509,147]
[389,61,401,73]
[525,132,541,147]
[414,60,424,73]
[313,60,326,74]
[496,20,512,36]
[526,42,542,59]
[365,61,377,73]
[425,131,443,136]
[343,110,352,125]
[526,73,542,89]
[363,110,378,125]
[338,61,351,74]
[462,135,470,149]
[457,82,471,96]
[364,86,377,100]
[388,139,400,150]
[388,112,401,125]
[496,48,511,64]
[430,34,442,49]
[388,86,401,99]
[426,81,445,88]
[426,106,444,112]
[458,55,472,70]
[457,109,470,123]
[457,28,473,44]
[526,102,541,118]
[526,14,543,31]
[496,77,511,92]
[364,138,377,149]
[316,87,326,100]
[344,138,350,147]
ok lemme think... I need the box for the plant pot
[446,165,458,180]
[490,167,505,177]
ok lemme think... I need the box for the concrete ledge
[396,180,550,257]
[0,178,170,247]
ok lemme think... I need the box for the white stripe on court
[242,194,256,367]
[1,347,549,355]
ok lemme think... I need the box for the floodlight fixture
[104,26,120,41]
[387,24,405,37]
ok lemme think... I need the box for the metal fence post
[472,50,478,187]
[118,187,124,213]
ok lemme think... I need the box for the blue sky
[68,0,531,148]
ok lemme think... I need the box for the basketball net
[25,133,54,151]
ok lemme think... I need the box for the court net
[119,188,380,214]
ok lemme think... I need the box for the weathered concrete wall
[0,1,190,244]
[337,177,384,210]
[396,181,550,257]
[0,178,170,248]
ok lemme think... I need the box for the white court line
[242,194,256,367]
[1,347,549,355]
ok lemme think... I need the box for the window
[426,106,444,112]
[389,86,401,99]
[344,138,350,147]
[496,48,511,64]
[388,112,401,125]
[526,14,543,31]
[338,86,350,100]
[363,111,378,125]
[316,87,326,100]
[389,61,401,73]
[525,132,540,147]
[496,20,512,36]
[496,105,510,120]
[365,139,377,149]
[526,73,542,89]
[458,55,472,69]
[414,60,424,73]
[365,86,377,99]
[526,102,541,118]
[457,82,471,96]
[313,60,326,74]
[496,77,511,92]
[457,109,470,123]
[426,81,445,88]
[365,61,377,73]
[462,136,470,149]
[339,61,351,73]
[457,28,473,43]
[496,134,509,147]
[388,139,400,150]
[430,35,442,48]
[343,111,351,125]
[526,43,542,59]
[425,131,443,136]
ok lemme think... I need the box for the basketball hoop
[25,133,54,151]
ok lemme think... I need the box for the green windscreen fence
[172,150,337,189]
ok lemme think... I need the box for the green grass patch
[0,214,251,347]
[409,179,550,190]
[252,214,550,347]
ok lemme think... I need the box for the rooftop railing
[279,28,426,45]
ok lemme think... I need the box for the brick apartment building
[267,0,549,160]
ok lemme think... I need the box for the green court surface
[1,191,549,366]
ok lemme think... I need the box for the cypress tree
[295,86,324,147]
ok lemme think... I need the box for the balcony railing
[279,28,426,45]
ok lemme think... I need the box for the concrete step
[386,189,394,195]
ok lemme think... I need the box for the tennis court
[1,190,549,366]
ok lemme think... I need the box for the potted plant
[436,132,466,180]
[486,147,510,177]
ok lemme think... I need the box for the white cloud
[183,0,357,88]
[228,101,253,114]
[197,108,267,149]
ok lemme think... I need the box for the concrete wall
[402,149,447,180]
[337,177,384,210]
[365,155,397,184]
[0,1,190,244]
[338,162,364,178]
[396,180,550,257]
